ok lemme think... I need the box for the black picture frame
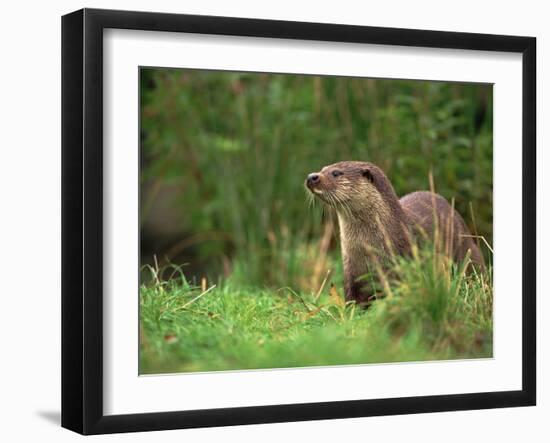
[61,8,536,435]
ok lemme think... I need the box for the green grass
[139,245,493,374]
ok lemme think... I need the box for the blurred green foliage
[140,68,492,289]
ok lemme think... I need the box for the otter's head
[305,161,398,217]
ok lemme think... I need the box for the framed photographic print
[61,8,536,435]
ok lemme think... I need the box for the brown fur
[306,161,485,304]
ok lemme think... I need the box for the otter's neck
[336,198,410,255]
[336,201,412,302]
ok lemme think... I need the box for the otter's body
[400,191,485,269]
[306,161,484,304]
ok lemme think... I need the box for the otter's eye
[332,170,343,178]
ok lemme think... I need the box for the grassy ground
[139,245,493,374]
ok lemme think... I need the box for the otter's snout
[306,173,320,188]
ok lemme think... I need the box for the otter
[305,161,485,304]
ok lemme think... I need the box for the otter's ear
[362,169,375,183]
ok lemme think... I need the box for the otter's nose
[307,173,320,186]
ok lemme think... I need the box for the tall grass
[140,69,492,289]
[140,241,492,374]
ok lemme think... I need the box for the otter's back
[399,191,485,269]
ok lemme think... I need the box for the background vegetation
[139,68,493,373]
